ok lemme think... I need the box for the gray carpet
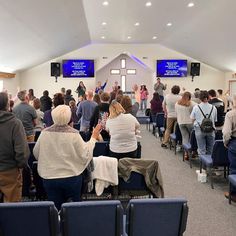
[140,125,236,236]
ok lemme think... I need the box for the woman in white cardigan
[33,105,101,210]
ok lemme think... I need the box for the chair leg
[182,150,185,162]
[224,166,226,178]
[200,160,202,173]
[208,168,214,189]
[229,182,232,204]
[188,151,192,168]
[174,142,177,155]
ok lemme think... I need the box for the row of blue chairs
[0,198,188,236]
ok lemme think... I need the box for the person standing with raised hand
[95,79,108,94]
[154,77,167,97]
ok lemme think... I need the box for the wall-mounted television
[156,59,187,77]
[62,59,95,78]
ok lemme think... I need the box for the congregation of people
[0,76,236,210]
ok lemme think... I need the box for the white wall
[19,43,226,99]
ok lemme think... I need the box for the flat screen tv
[156,59,187,77]
[62,59,95,78]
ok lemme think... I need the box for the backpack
[198,105,214,133]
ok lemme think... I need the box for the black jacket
[40,96,52,112]
[0,111,29,171]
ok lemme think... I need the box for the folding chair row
[61,198,188,236]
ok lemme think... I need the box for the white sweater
[33,125,96,179]
[106,113,140,153]
[175,101,196,125]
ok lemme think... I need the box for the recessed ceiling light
[102,22,107,26]
[127,36,132,39]
[152,36,157,39]
[145,2,152,7]
[101,36,106,39]
[102,1,109,6]
[167,22,172,27]
[188,2,194,7]
[134,22,140,26]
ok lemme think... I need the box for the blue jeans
[194,126,215,155]
[43,175,83,210]
[140,99,147,111]
[228,139,236,193]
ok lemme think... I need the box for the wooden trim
[0,72,16,79]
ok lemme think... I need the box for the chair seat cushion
[182,143,191,151]
[170,134,176,140]
[200,155,213,167]
[229,175,236,186]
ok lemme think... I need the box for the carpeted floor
[140,125,236,236]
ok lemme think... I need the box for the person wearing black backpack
[190,90,217,155]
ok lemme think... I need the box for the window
[110,69,120,75]
[126,69,136,75]
[0,81,3,92]
[121,59,126,69]
[121,75,126,91]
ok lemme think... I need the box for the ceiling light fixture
[102,22,107,26]
[145,2,152,7]
[101,36,106,39]
[167,22,172,27]
[127,36,132,39]
[152,36,157,39]
[188,2,194,7]
[102,1,109,6]
[134,22,140,26]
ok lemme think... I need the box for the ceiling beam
[0,72,16,79]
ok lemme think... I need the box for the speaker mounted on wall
[190,62,200,76]
[190,62,200,82]
[51,62,61,82]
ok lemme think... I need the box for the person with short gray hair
[13,90,37,142]
[0,92,29,202]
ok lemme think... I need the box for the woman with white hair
[106,100,140,159]
[223,94,236,201]
[33,105,101,210]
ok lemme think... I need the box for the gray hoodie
[0,111,29,171]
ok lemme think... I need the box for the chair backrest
[93,141,110,157]
[126,198,188,236]
[136,142,141,158]
[73,123,80,131]
[212,140,229,166]
[189,130,198,151]
[0,201,59,236]
[174,123,182,142]
[61,200,123,236]
[155,113,165,128]
[118,172,149,192]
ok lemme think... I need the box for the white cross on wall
[110,59,136,91]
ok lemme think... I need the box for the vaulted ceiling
[0,0,236,73]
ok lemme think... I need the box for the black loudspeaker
[51,62,61,77]
[190,62,200,76]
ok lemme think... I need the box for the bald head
[87,90,94,100]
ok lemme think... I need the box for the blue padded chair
[199,140,229,189]
[182,130,198,168]
[73,123,80,131]
[118,172,154,199]
[169,123,182,155]
[61,200,123,236]
[126,198,188,236]
[0,201,59,236]
[228,175,236,204]
[93,141,110,157]
[154,113,165,141]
